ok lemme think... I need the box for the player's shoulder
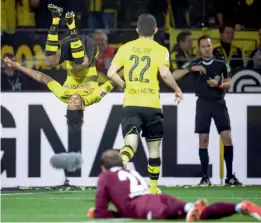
[120,40,137,49]
[152,41,168,52]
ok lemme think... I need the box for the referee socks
[148,157,161,194]
[224,145,233,178]
[120,145,134,166]
[199,148,209,176]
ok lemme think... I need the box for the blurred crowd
[2,0,261,32]
[1,0,261,92]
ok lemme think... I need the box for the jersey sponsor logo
[64,83,91,89]
[127,88,157,95]
[229,69,261,92]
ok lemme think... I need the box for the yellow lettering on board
[1,45,15,57]
[16,45,34,68]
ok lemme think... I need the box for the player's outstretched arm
[159,65,183,103]
[107,64,125,89]
[4,57,53,85]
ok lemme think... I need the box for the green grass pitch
[1,186,261,222]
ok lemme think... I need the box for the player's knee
[143,119,164,141]
[124,132,139,152]
[220,130,232,146]
[199,134,209,148]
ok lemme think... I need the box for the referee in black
[173,35,242,186]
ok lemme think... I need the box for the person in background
[247,28,261,71]
[1,54,29,91]
[171,31,195,69]
[170,31,196,92]
[213,24,244,69]
[93,30,116,84]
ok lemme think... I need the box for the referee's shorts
[195,97,231,134]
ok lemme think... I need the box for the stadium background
[1,0,261,189]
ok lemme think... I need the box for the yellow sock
[120,146,134,166]
[45,18,60,56]
[148,158,161,194]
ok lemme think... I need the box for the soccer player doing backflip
[4,4,114,133]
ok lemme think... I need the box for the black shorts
[58,35,98,65]
[122,106,164,141]
[195,97,231,134]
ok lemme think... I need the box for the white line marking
[1,190,90,196]
[2,195,261,200]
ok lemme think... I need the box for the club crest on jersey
[100,90,107,97]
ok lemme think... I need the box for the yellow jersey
[111,38,170,108]
[47,35,114,106]
[47,80,113,107]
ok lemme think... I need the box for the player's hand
[3,57,19,69]
[175,88,183,104]
[207,78,218,87]
[87,207,95,219]
[191,65,206,75]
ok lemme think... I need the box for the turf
[1,186,261,222]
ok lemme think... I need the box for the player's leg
[159,194,198,219]
[213,99,242,185]
[120,107,142,166]
[195,98,212,185]
[131,194,196,220]
[45,4,63,67]
[146,140,161,194]
[187,200,261,222]
[65,12,86,67]
[142,110,164,194]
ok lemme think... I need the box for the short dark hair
[137,14,157,37]
[198,35,211,46]
[177,31,192,44]
[219,24,234,33]
[3,53,15,58]
[66,110,84,133]
[100,149,123,169]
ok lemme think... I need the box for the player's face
[199,38,213,59]
[221,27,234,43]
[67,94,84,110]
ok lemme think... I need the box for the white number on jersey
[117,170,151,198]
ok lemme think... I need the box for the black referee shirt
[182,57,230,99]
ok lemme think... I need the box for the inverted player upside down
[87,149,261,222]
[3,56,113,133]
[4,4,114,133]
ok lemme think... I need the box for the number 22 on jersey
[129,55,151,83]
[118,170,150,198]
